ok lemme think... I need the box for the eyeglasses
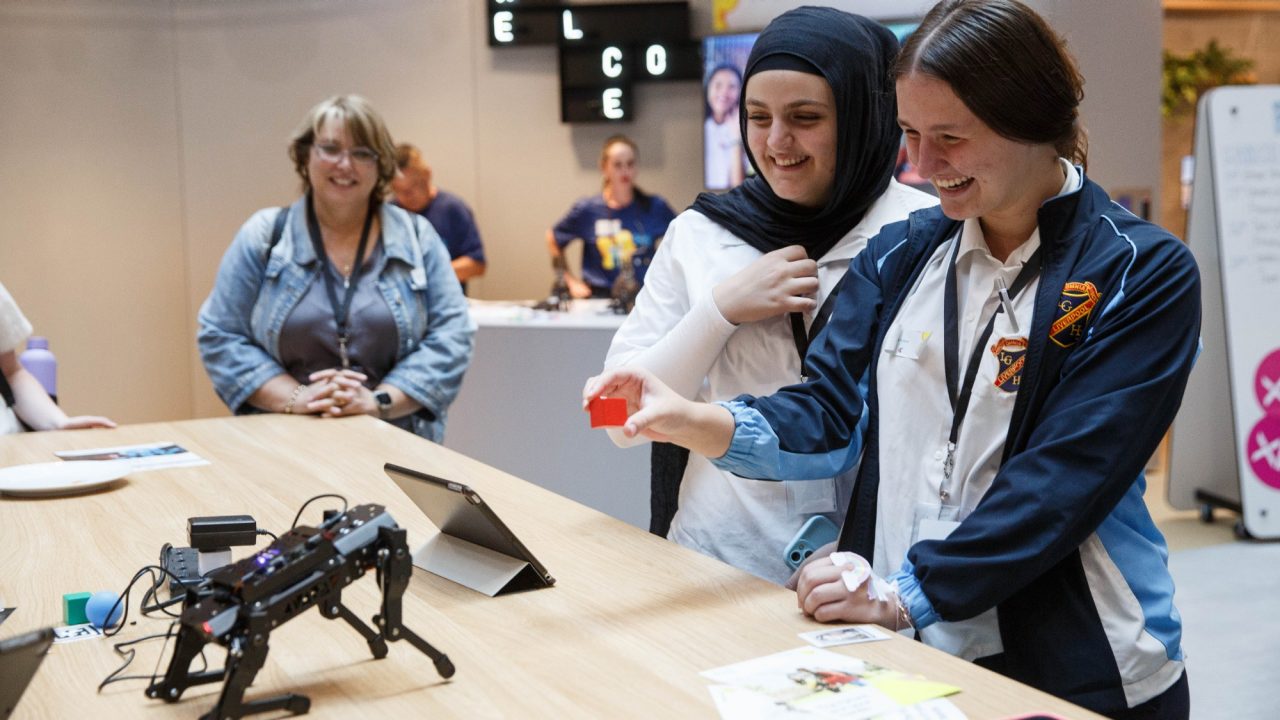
[312,143,379,166]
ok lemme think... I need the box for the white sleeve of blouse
[602,217,738,447]
[0,281,34,355]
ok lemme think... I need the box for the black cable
[290,493,348,530]
[97,620,211,691]
[257,528,279,542]
[96,565,214,692]
[100,565,195,639]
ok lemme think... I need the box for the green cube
[63,591,92,626]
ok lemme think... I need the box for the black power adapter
[188,515,258,550]
[162,515,259,595]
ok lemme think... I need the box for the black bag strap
[649,441,688,537]
[0,366,14,408]
[266,206,290,261]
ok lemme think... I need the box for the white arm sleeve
[603,217,738,447]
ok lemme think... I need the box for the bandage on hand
[828,552,910,631]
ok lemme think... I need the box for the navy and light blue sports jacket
[714,174,1200,714]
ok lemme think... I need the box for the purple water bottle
[20,336,57,402]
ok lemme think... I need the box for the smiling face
[707,68,741,124]
[307,115,378,211]
[744,69,837,209]
[896,72,1061,238]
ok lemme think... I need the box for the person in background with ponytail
[546,135,677,299]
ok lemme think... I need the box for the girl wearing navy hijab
[599,7,935,585]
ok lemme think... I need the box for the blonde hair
[288,95,398,199]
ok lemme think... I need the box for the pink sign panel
[1255,348,1280,416]
[1247,415,1280,490]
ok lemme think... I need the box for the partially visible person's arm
[449,202,487,283]
[602,219,816,446]
[583,367,735,458]
[452,256,486,283]
[1,351,115,430]
[547,229,591,299]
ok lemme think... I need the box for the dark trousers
[1109,671,1189,720]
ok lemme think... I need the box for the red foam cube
[589,397,629,428]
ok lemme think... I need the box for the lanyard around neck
[305,194,377,369]
[941,235,1042,481]
[788,276,846,381]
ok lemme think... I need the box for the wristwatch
[374,390,393,420]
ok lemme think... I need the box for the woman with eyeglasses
[198,95,474,441]
[586,0,1195,715]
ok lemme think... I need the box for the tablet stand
[413,532,550,596]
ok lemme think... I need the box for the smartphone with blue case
[784,515,840,570]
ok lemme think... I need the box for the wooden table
[0,415,1101,719]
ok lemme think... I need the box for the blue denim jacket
[197,197,475,441]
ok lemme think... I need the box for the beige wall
[0,0,1162,426]
[0,3,191,424]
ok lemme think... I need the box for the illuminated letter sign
[493,11,514,43]
[603,88,625,119]
[562,10,584,40]
[645,44,667,76]
[602,47,623,79]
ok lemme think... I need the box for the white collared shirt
[874,160,1081,659]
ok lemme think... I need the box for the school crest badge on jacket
[1050,281,1099,348]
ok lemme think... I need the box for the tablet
[1,627,53,719]
[384,463,555,587]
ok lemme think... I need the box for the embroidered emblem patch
[990,337,1028,393]
[1050,281,1100,348]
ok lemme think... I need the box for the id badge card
[918,517,961,542]
[912,503,961,544]
[883,326,932,360]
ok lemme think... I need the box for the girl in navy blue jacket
[585,2,1196,717]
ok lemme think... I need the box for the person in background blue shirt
[546,135,677,299]
[391,143,486,295]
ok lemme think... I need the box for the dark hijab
[690,7,902,259]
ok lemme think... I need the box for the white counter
[443,300,651,529]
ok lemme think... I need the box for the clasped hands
[297,368,376,418]
[790,549,911,631]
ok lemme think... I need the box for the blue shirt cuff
[890,559,940,630]
[710,400,778,472]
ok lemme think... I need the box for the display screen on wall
[560,41,699,122]
[489,1,699,123]
[701,19,925,191]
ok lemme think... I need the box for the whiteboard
[1170,85,1280,538]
